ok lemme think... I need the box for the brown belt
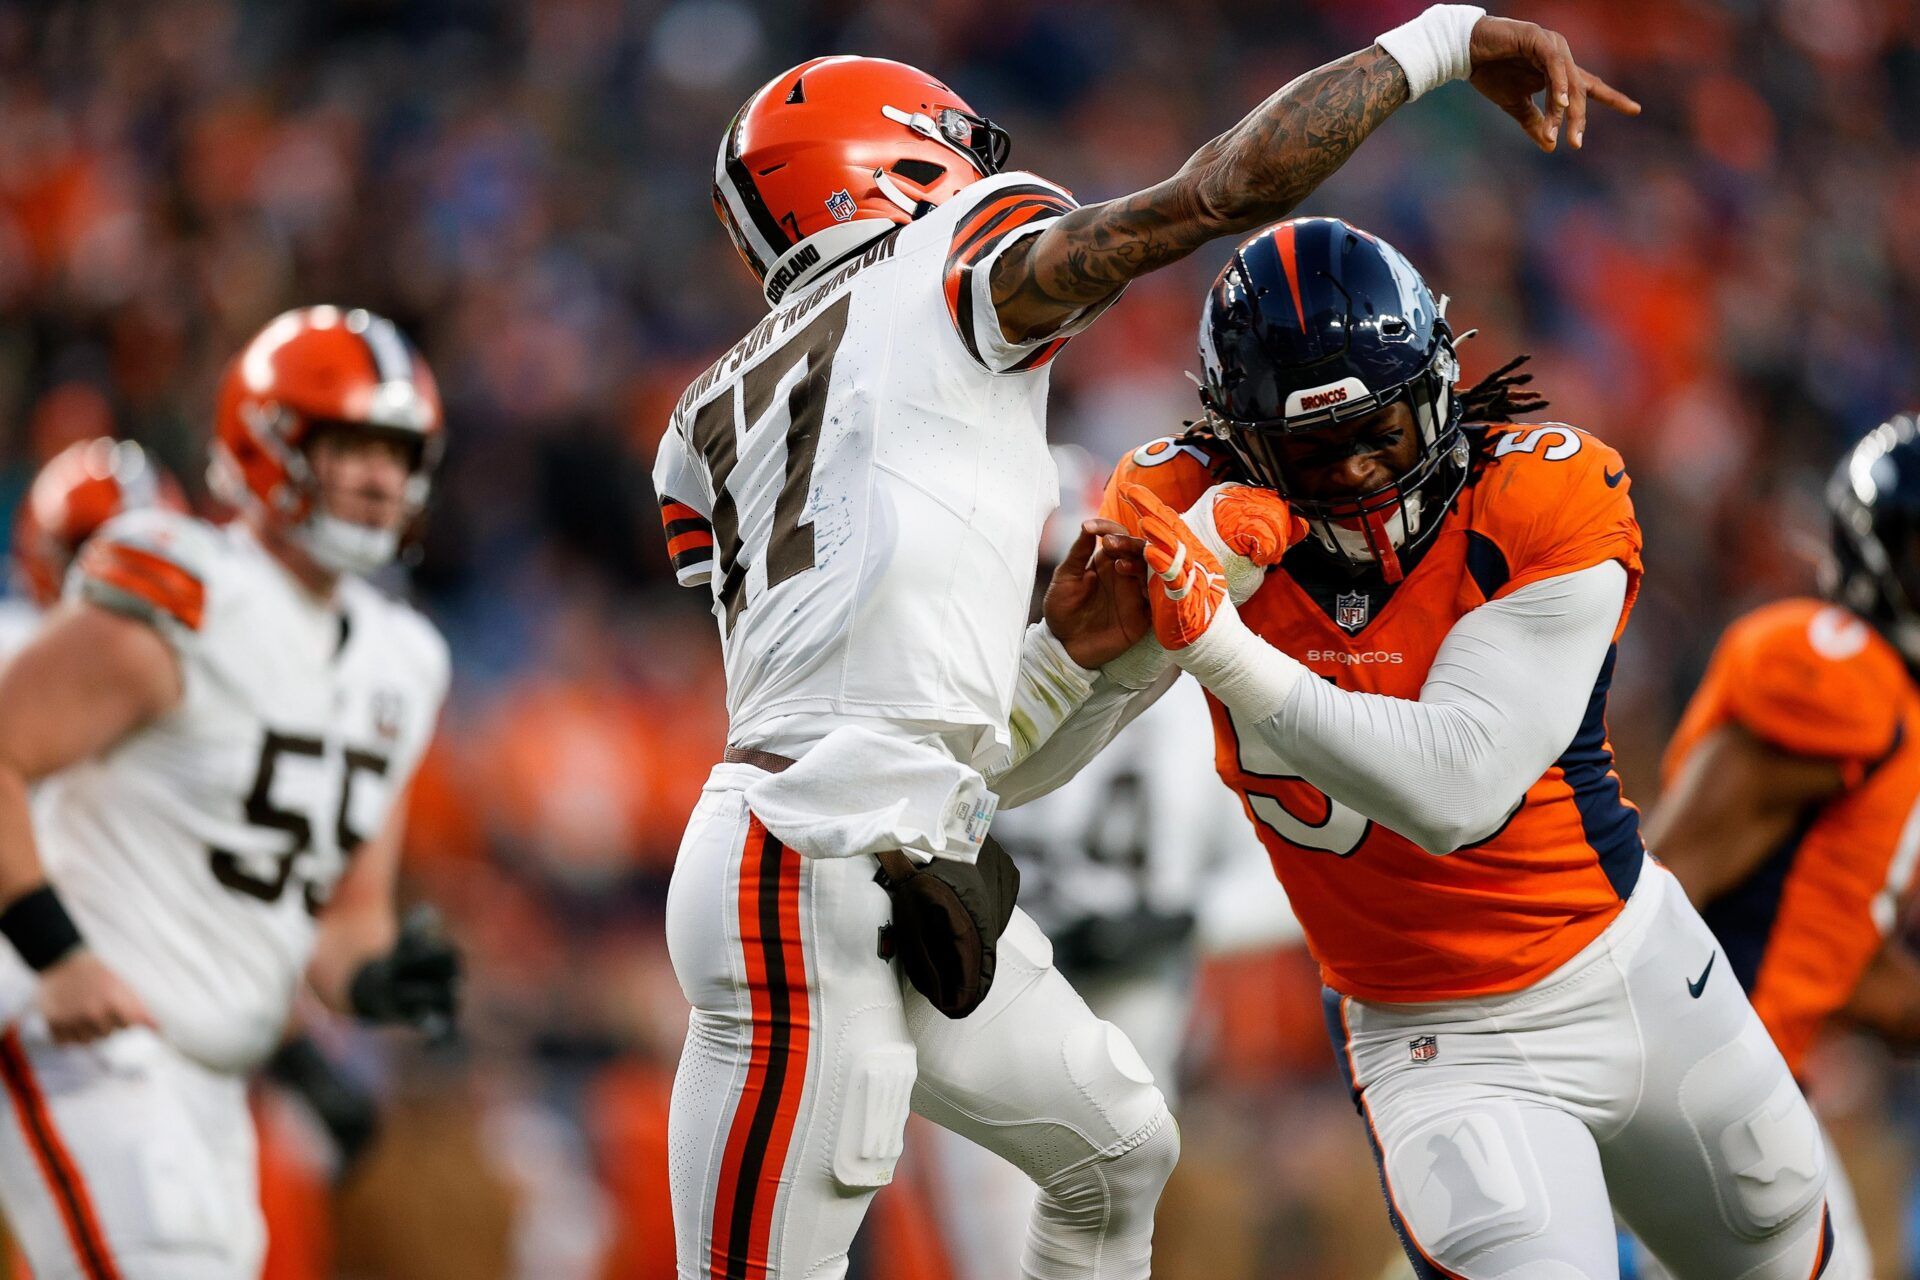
[724,745,796,774]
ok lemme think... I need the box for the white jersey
[652,172,1115,766]
[992,677,1283,973]
[24,509,448,1073]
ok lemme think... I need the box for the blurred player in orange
[1639,414,1920,1278]
[0,438,185,656]
[1024,217,1839,1276]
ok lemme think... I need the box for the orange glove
[1120,484,1231,650]
[1207,485,1307,567]
[1168,483,1307,605]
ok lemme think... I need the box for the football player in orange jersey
[1635,416,1920,1279]
[1016,217,1838,1276]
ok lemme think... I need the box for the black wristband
[0,885,83,972]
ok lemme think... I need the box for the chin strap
[872,167,933,219]
[1364,509,1406,584]
[294,514,399,576]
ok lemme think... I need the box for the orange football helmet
[713,55,1010,305]
[212,306,443,574]
[12,438,185,607]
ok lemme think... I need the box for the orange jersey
[1662,599,1920,1075]
[1103,425,1645,1002]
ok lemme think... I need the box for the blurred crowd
[3,0,1920,1275]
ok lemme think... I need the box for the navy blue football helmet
[1196,218,1465,581]
[1827,413,1920,665]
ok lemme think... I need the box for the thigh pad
[1383,1098,1549,1262]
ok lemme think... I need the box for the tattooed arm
[990,16,1639,344]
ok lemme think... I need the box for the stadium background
[2,0,1918,1274]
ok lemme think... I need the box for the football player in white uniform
[0,438,184,660]
[0,306,457,1280]
[654,11,1632,1279]
[930,448,1289,1280]
[996,446,1290,1093]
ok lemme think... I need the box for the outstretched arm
[990,10,1638,343]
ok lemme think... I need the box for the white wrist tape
[1102,635,1174,691]
[1377,4,1485,101]
[1185,484,1269,606]
[1171,604,1305,723]
[1007,622,1099,762]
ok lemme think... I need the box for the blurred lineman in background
[1088,212,1838,1276]
[0,436,385,1264]
[0,439,185,657]
[0,307,457,1280]
[928,446,1289,1280]
[651,5,1628,1277]
[1640,414,1920,1279]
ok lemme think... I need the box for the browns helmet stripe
[357,312,416,386]
[714,99,793,273]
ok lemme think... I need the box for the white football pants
[0,1022,263,1280]
[928,966,1194,1280]
[666,764,1178,1280]
[1631,1121,1868,1280]
[1330,864,1839,1279]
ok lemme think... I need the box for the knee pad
[1678,1026,1826,1238]
[1385,1100,1549,1262]
[1059,1018,1164,1148]
[1109,1112,1181,1207]
[831,1040,917,1190]
[1026,1114,1178,1280]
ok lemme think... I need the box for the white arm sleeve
[1246,560,1628,854]
[987,663,1181,809]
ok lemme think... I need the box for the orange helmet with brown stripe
[212,306,443,575]
[12,438,186,607]
[714,56,1011,306]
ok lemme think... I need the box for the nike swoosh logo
[1688,952,1715,999]
[1604,467,1626,488]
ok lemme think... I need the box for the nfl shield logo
[1336,590,1370,632]
[826,189,858,222]
[1408,1035,1438,1064]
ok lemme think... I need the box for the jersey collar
[763,222,896,307]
